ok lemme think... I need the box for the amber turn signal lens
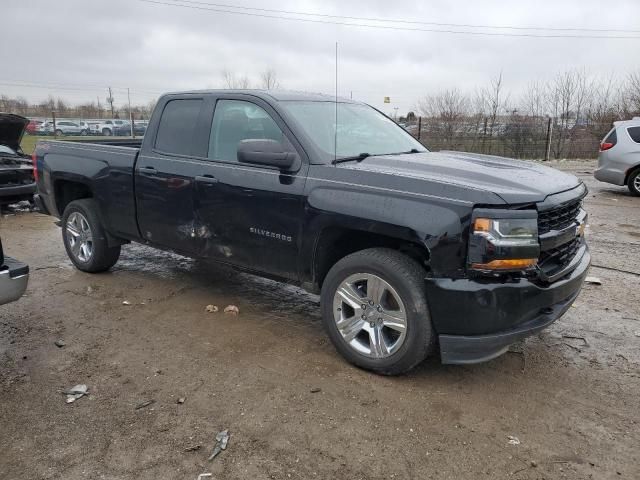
[473,218,491,232]
[471,258,537,270]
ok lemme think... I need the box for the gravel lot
[1,160,638,479]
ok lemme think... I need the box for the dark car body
[33,90,590,365]
[0,113,36,206]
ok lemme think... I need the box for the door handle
[196,175,219,184]
[139,166,157,175]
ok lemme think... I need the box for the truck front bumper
[0,256,29,305]
[425,246,590,364]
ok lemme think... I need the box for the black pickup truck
[33,90,590,374]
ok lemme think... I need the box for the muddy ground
[0,160,638,479]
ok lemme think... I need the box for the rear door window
[155,99,203,155]
[628,126,640,143]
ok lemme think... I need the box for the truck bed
[34,139,141,241]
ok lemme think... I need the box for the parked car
[0,113,36,206]
[0,237,29,305]
[90,119,128,136]
[35,121,52,135]
[114,121,147,136]
[25,119,43,135]
[33,90,590,375]
[51,120,84,136]
[594,117,640,196]
[77,121,91,136]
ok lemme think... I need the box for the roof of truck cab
[161,89,359,103]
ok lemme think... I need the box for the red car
[25,120,42,135]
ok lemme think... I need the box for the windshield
[281,101,427,162]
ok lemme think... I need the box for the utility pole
[107,87,115,119]
[97,96,101,118]
[393,107,398,121]
[544,117,553,161]
[417,116,422,141]
[127,88,134,138]
[52,111,57,138]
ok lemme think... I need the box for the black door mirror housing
[237,139,297,170]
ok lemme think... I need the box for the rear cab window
[155,98,204,155]
[628,126,640,143]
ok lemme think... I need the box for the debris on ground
[224,305,239,315]
[196,474,212,480]
[135,399,155,410]
[122,300,131,306]
[208,429,230,460]
[634,331,640,337]
[507,436,521,445]
[177,397,186,404]
[54,339,66,348]
[205,304,219,313]
[184,445,201,452]
[64,384,88,403]
[310,388,321,393]
[562,334,588,345]
[585,276,602,285]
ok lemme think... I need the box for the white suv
[91,119,128,136]
[595,117,640,196]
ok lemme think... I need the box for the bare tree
[418,88,470,149]
[260,69,280,90]
[626,71,640,115]
[106,87,115,118]
[222,70,251,89]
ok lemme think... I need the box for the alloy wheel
[66,212,93,262]
[332,273,407,358]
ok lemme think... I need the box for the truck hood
[339,151,582,204]
[0,113,29,153]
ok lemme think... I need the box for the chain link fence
[405,115,614,160]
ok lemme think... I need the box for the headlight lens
[468,212,540,272]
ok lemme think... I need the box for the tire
[80,129,88,136]
[320,248,434,375]
[627,168,640,196]
[102,128,112,136]
[55,129,63,137]
[61,199,121,272]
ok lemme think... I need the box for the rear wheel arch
[54,179,93,216]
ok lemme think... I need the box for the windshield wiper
[332,153,370,165]
[379,148,422,156]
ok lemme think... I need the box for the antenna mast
[334,41,338,164]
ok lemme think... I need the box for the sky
[1,0,639,116]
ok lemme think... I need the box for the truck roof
[161,89,359,103]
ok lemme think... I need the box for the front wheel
[55,129,63,137]
[320,248,434,375]
[61,199,121,272]
[627,169,640,196]
[102,128,112,136]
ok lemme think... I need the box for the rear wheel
[627,168,640,196]
[102,128,112,136]
[61,199,120,272]
[320,248,434,375]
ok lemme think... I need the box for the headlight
[468,210,540,272]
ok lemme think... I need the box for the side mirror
[237,139,297,170]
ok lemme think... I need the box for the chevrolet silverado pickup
[33,90,590,375]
